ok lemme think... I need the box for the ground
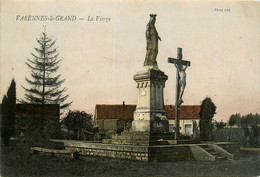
[1,140,260,177]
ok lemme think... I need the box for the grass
[1,139,260,177]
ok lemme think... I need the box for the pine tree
[1,79,16,145]
[20,30,71,114]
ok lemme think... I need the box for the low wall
[51,140,238,162]
[59,140,193,162]
[65,141,149,162]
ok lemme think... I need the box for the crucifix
[168,48,191,140]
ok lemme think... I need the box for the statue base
[131,111,169,133]
[132,65,168,133]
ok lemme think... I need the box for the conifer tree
[20,30,71,114]
[199,97,216,141]
[1,79,16,145]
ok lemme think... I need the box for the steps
[199,145,227,160]
[190,144,234,161]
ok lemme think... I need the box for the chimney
[123,101,125,108]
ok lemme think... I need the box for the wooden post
[175,48,182,140]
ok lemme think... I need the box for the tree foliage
[192,120,200,139]
[228,113,241,127]
[242,113,260,126]
[19,30,71,114]
[226,113,259,129]
[228,116,236,127]
[240,113,260,137]
[214,120,226,130]
[63,110,93,134]
[199,97,216,141]
[1,79,16,145]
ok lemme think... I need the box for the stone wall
[51,140,239,162]
[64,141,149,162]
[67,147,149,162]
[106,132,175,146]
[61,140,194,162]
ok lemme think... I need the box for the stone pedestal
[131,65,169,133]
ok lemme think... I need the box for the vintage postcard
[0,0,259,176]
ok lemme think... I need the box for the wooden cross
[168,48,191,140]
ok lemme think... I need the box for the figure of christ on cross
[174,62,189,107]
[168,48,191,107]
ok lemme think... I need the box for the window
[185,124,192,135]
[169,124,174,132]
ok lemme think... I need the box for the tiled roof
[164,105,200,119]
[95,104,200,120]
[16,104,60,116]
[95,104,136,120]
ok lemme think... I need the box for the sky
[0,0,259,121]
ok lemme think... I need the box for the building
[164,105,200,135]
[94,103,200,136]
[94,103,136,135]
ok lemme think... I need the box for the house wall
[103,119,117,130]
[95,119,130,134]
[96,118,199,136]
[168,119,199,135]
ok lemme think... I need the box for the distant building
[94,103,200,136]
[164,105,200,135]
[94,104,136,135]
